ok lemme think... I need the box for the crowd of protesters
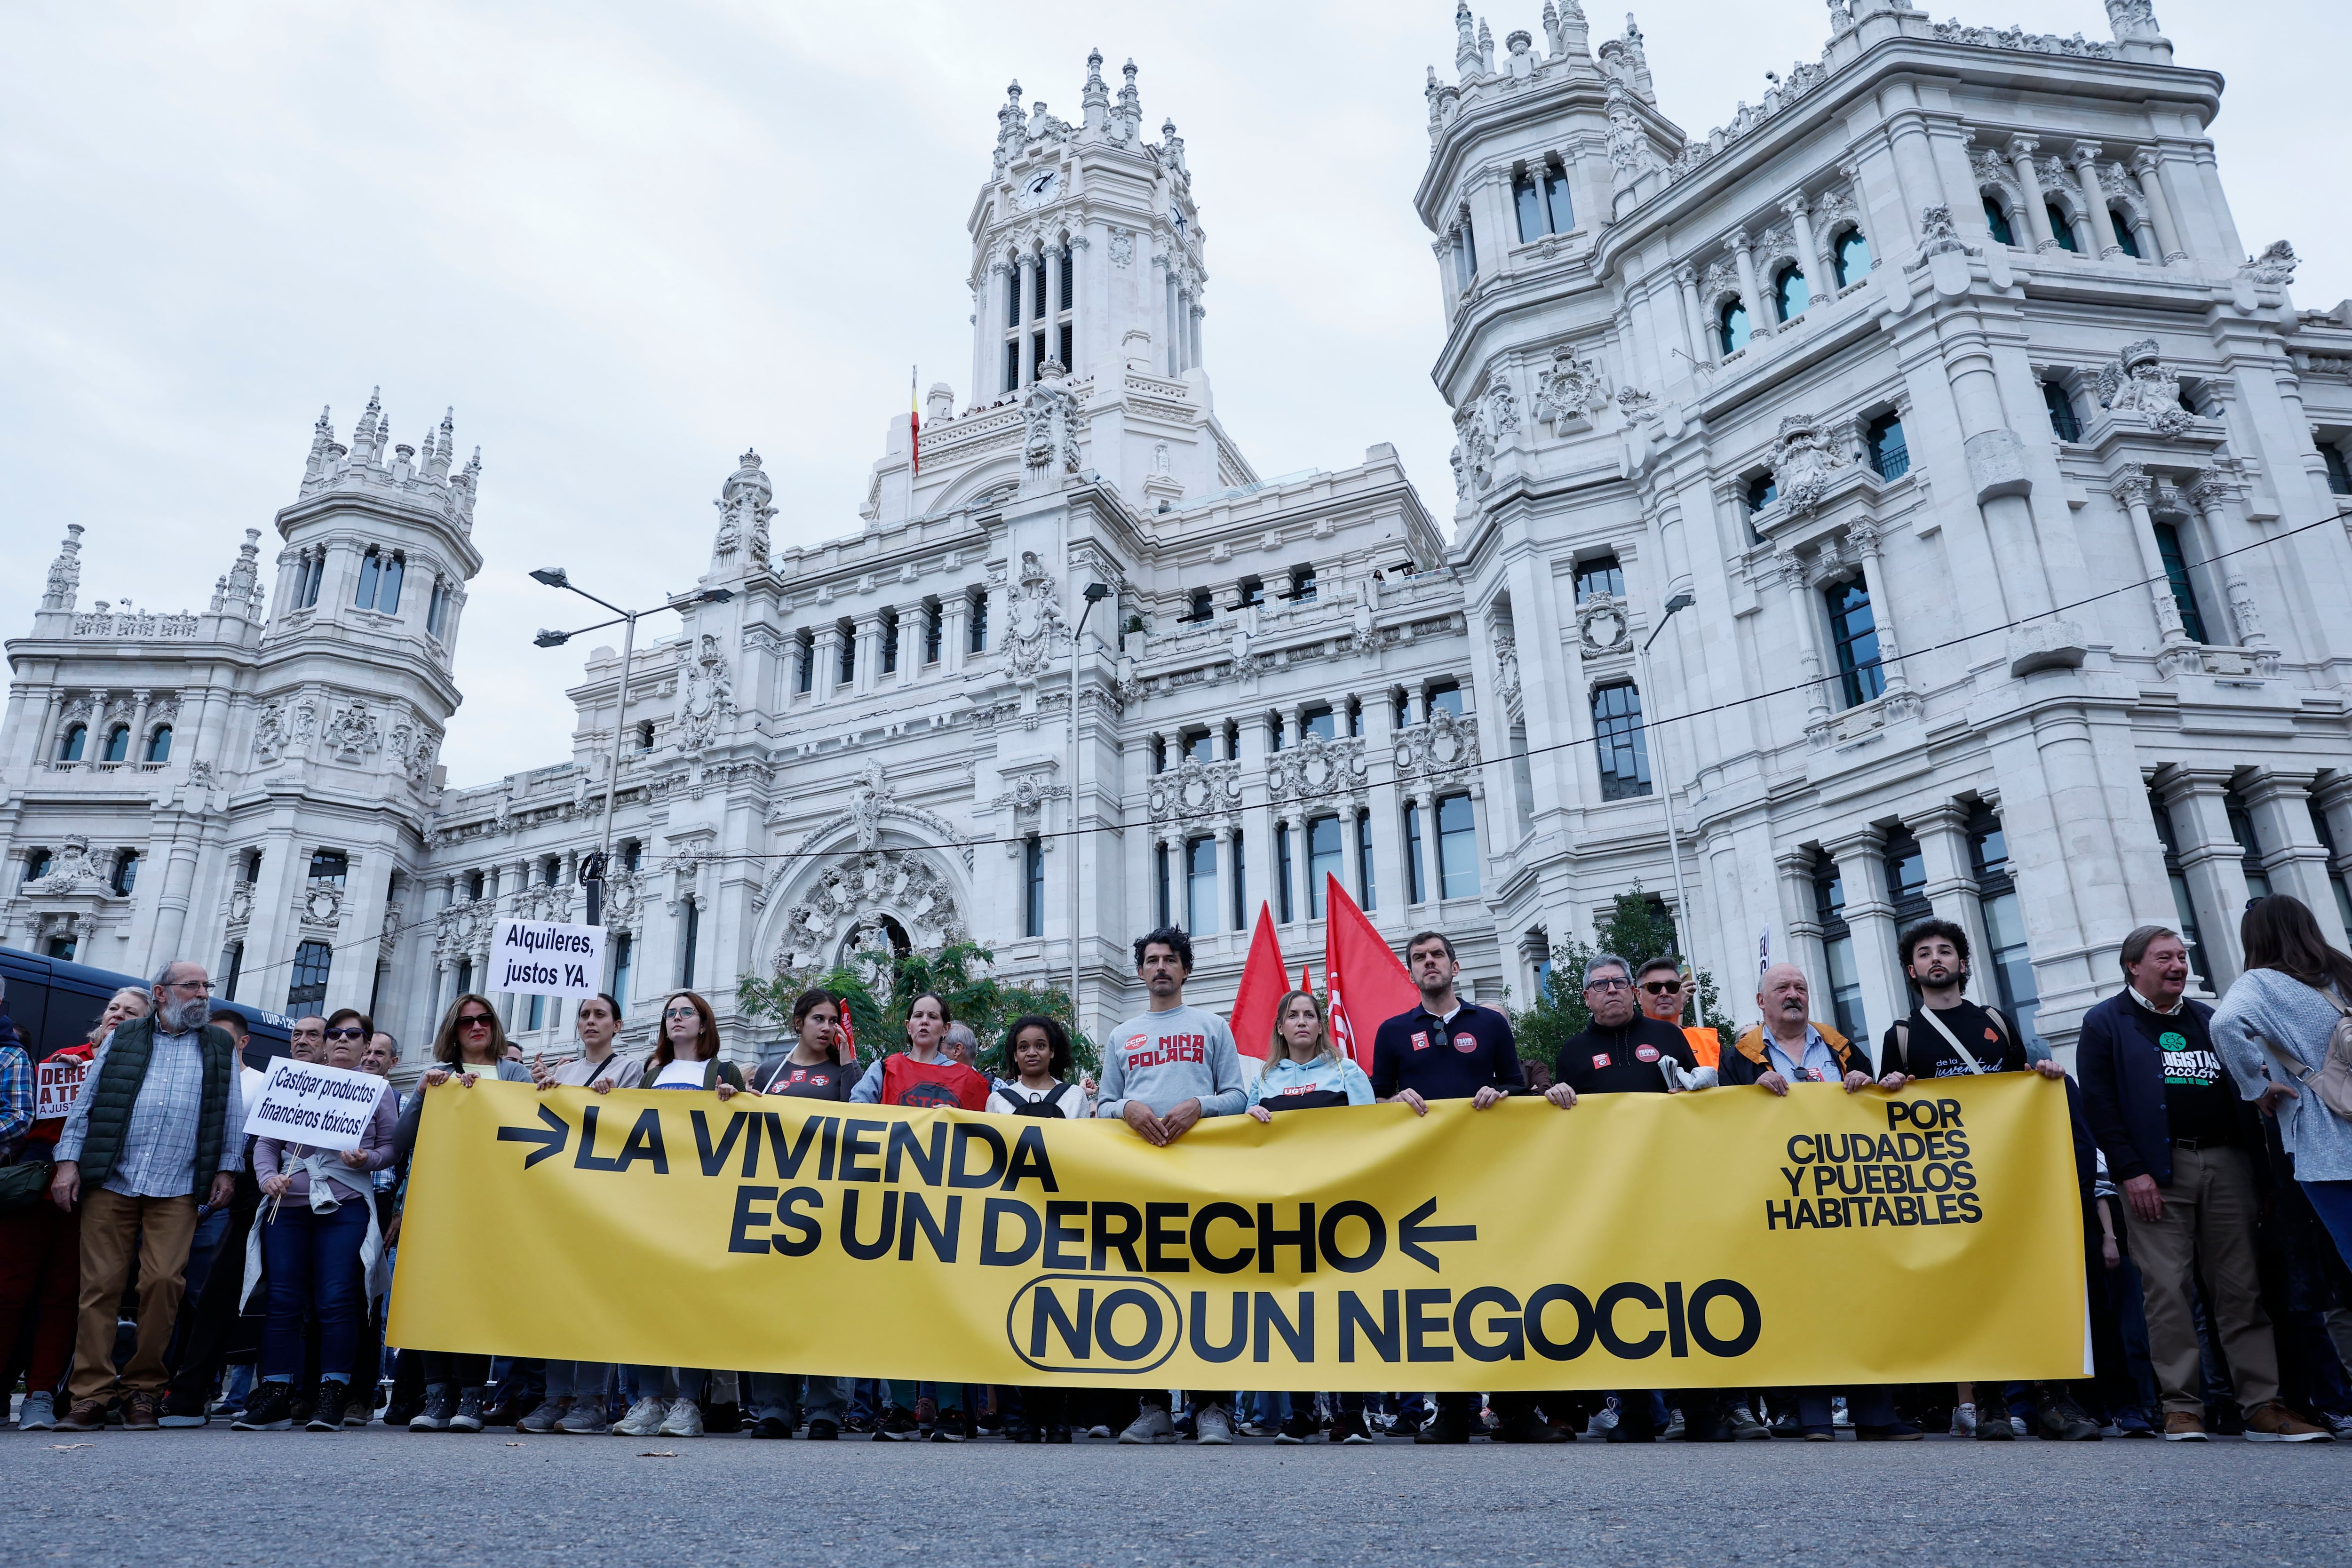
[6,891,2352,1446]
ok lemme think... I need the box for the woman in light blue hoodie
[1246,989,1376,1443]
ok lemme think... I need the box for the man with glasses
[49,962,243,1432]
[1635,956,1721,1069]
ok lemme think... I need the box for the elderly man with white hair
[49,960,244,1432]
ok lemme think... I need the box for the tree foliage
[1509,888,1739,1070]
[739,939,1095,1075]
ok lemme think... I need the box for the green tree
[1509,887,1739,1071]
[739,939,1095,1075]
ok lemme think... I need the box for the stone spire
[211,528,265,616]
[1081,47,1109,133]
[1454,2,1480,81]
[353,386,383,467]
[995,79,1025,170]
[40,524,84,611]
[1160,117,1186,178]
[304,405,334,482]
[428,407,455,480]
[1118,58,1141,141]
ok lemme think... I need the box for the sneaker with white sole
[659,1397,704,1437]
[515,1398,567,1434]
[16,1392,56,1431]
[1118,1406,1178,1444]
[557,1401,608,1434]
[1950,1402,1978,1438]
[613,1395,668,1437]
[1087,1424,1112,1439]
[1196,1406,1234,1445]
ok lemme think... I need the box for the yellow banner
[388,1075,2085,1390]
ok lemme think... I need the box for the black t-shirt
[1557,1017,1697,1096]
[1370,1003,1526,1102]
[2135,1000,2234,1144]
[756,1059,857,1100]
[1883,1000,2027,1079]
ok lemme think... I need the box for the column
[1730,230,1766,341]
[127,690,152,763]
[1909,803,1992,971]
[812,623,841,705]
[1776,848,1828,988]
[2109,467,2197,658]
[1775,553,1834,740]
[1163,265,1181,376]
[2186,470,2273,656]
[1016,255,1036,387]
[2007,136,2056,251]
[2158,770,2250,990]
[1829,828,1904,1053]
[2131,149,2187,266]
[2241,770,2352,949]
[30,689,64,769]
[2315,776,2352,933]
[1362,696,1405,930]
[1784,193,1827,307]
[2070,142,2118,258]
[1844,519,1916,717]
[942,595,969,672]
[852,613,882,696]
[1672,263,1706,367]
[1346,802,1370,906]
[897,600,924,686]
[1189,302,1204,372]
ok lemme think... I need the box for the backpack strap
[1985,1007,2011,1045]
[1889,1021,1911,1076]
[1918,1007,1986,1075]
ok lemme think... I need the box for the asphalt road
[11,1425,2348,1567]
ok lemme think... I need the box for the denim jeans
[259,1199,370,1384]
[1793,1385,1897,1429]
[886,1378,961,1413]
[625,1366,707,1403]
[749,1373,846,1423]
[2302,1178,2352,1272]
[546,1361,613,1405]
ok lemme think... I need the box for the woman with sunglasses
[237,1008,398,1433]
[611,991,743,1439]
[394,995,532,1432]
[515,992,641,1434]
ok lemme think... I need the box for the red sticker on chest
[1634,1044,1660,1062]
[1453,1033,1478,1054]
[1411,1031,1431,1052]
[1591,1053,1612,1070]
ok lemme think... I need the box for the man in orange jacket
[1635,956,1720,1068]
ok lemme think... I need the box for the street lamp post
[1634,587,1699,1023]
[1068,583,1109,1029]
[532,568,734,929]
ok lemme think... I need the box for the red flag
[909,366,921,478]
[1299,963,1314,995]
[836,1006,858,1067]
[1323,876,1419,1071]
[1229,903,1289,1060]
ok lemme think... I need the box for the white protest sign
[488,919,605,1000]
[35,1056,90,1120]
[240,1058,386,1151]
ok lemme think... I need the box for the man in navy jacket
[2076,925,2327,1442]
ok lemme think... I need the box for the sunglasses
[457,1015,495,1030]
[1640,981,1685,995]
[325,1027,366,1041]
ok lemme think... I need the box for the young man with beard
[1879,919,2096,1442]
[1371,931,1569,1444]
[50,962,242,1432]
[1097,926,1247,1444]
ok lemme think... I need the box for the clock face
[1016,168,1060,210]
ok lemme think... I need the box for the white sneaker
[1831,1396,1852,1429]
[17,1391,56,1431]
[1086,1424,1112,1439]
[1195,1406,1234,1445]
[613,1396,667,1437]
[1950,1402,1978,1438]
[1117,1406,1177,1444]
[1586,1397,1620,1436]
[659,1397,704,1438]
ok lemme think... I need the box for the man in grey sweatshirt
[1096,924,1246,1444]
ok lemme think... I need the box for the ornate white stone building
[9,1,2352,1069]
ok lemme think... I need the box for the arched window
[296,553,325,609]
[1834,228,1871,286]
[1774,264,1810,323]
[1719,298,1750,355]
[355,548,381,609]
[377,552,404,614]
[58,724,87,763]
[112,851,138,896]
[145,725,172,763]
[2153,520,2208,643]
[103,725,130,764]
[1824,577,1886,707]
[287,939,333,1013]
[2046,204,2079,253]
[426,577,452,638]
[2109,210,2140,258]
[1982,196,2015,247]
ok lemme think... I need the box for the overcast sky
[4,1,2340,789]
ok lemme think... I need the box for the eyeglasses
[325,1027,366,1041]
[1585,977,1633,993]
[457,1015,495,1030]
[663,1006,699,1020]
[1640,981,1685,995]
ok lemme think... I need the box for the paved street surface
[11,1426,2347,1567]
